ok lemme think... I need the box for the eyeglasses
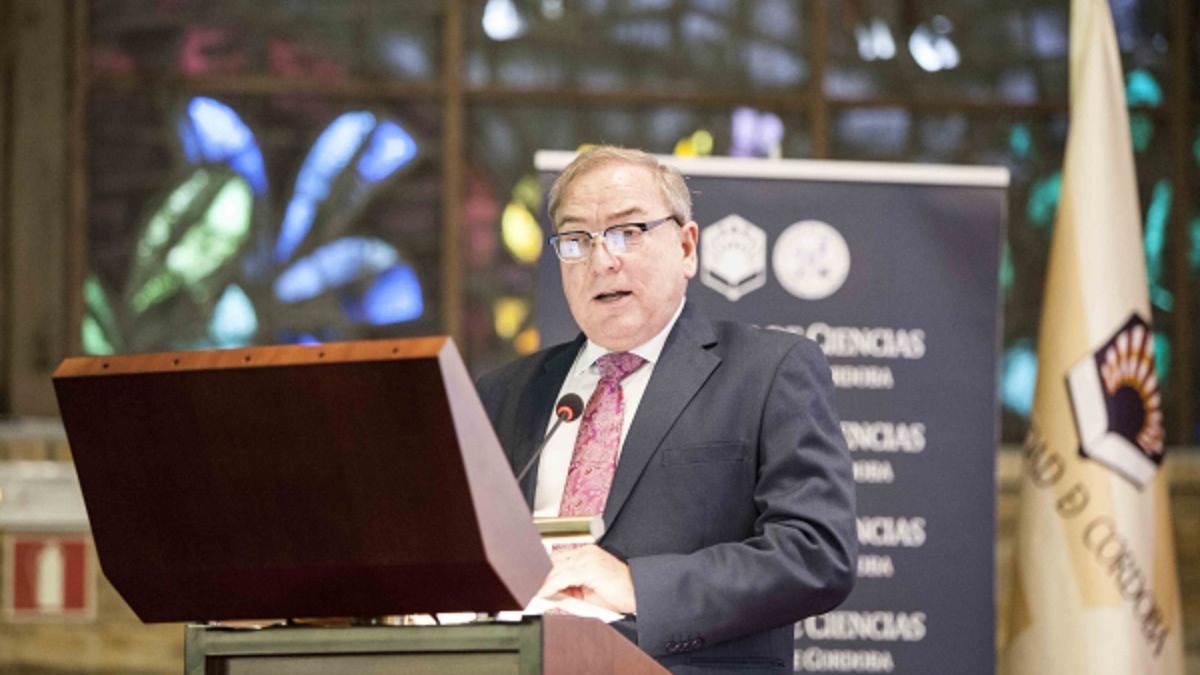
[549,216,679,263]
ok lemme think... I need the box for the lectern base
[185,616,666,675]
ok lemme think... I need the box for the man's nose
[589,237,621,272]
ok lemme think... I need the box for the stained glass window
[87,89,441,352]
[90,0,441,82]
[465,0,812,94]
[83,0,1199,442]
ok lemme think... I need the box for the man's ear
[680,220,699,278]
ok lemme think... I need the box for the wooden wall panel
[1,0,12,412]
[5,0,70,416]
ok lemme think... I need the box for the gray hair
[547,145,692,230]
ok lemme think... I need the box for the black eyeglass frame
[548,215,680,263]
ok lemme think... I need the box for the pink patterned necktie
[558,352,647,517]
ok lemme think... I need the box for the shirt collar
[574,297,686,376]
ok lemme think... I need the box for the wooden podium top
[54,337,550,622]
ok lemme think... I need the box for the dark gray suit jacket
[476,302,857,673]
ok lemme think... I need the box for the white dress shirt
[532,299,686,517]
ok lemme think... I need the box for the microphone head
[555,393,585,421]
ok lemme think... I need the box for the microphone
[515,393,585,483]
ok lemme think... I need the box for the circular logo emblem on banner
[772,220,851,300]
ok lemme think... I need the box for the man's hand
[538,545,637,614]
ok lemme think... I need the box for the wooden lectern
[53,337,665,674]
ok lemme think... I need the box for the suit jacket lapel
[512,337,582,506]
[601,303,720,532]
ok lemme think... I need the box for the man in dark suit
[476,146,856,673]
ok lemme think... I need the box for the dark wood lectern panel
[54,337,549,622]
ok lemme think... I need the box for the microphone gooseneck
[515,393,584,483]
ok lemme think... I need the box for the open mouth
[594,290,632,303]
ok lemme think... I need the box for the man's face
[555,162,698,352]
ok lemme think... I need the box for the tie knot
[596,352,646,382]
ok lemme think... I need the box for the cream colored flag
[1000,0,1184,673]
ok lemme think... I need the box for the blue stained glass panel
[357,121,419,182]
[276,112,377,263]
[181,97,268,194]
[1001,341,1038,417]
[274,237,400,303]
[1144,180,1171,281]
[209,284,258,346]
[349,264,424,325]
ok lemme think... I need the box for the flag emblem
[1066,314,1165,487]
